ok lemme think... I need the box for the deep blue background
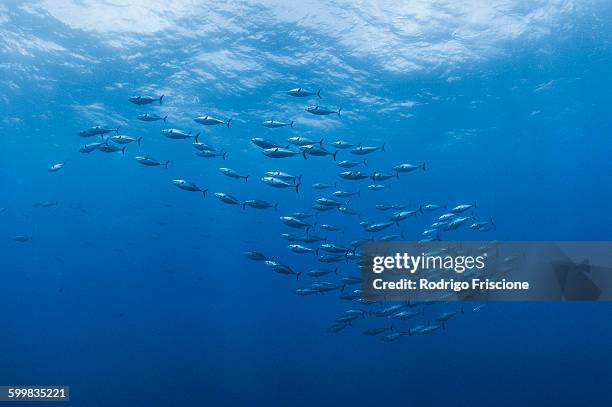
[1,2,611,406]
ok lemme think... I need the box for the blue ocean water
[1,1,611,406]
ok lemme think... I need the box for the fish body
[394,163,426,173]
[263,120,293,128]
[135,156,169,168]
[300,144,337,160]
[196,150,227,159]
[287,88,321,98]
[79,142,105,153]
[332,140,356,149]
[316,198,342,207]
[338,171,369,180]
[306,268,338,277]
[289,136,322,146]
[262,148,300,158]
[279,216,311,230]
[219,168,249,182]
[214,193,240,205]
[242,200,277,211]
[194,116,231,127]
[137,113,167,123]
[265,172,301,183]
[162,128,194,139]
[261,177,300,192]
[306,105,341,116]
[128,95,164,105]
[172,179,207,196]
[252,138,284,149]
[110,135,142,145]
[288,244,314,254]
[350,144,384,155]
[77,125,119,137]
[48,162,65,172]
[333,190,360,198]
[365,222,394,233]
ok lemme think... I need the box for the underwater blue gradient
[1,2,612,406]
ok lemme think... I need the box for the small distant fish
[242,200,278,211]
[313,183,336,190]
[319,224,341,231]
[265,172,301,184]
[137,113,167,123]
[332,140,357,149]
[110,135,142,145]
[97,142,126,154]
[262,148,300,159]
[79,142,105,153]
[394,163,426,173]
[451,203,476,213]
[77,125,120,137]
[194,116,232,128]
[14,235,31,242]
[365,222,394,233]
[337,159,367,168]
[333,190,360,198]
[421,204,445,212]
[162,129,195,139]
[287,88,321,98]
[288,136,322,146]
[214,193,240,205]
[372,171,397,181]
[351,144,385,155]
[261,177,301,193]
[367,184,389,191]
[306,268,338,277]
[265,260,302,279]
[305,105,341,117]
[338,171,369,180]
[172,179,207,197]
[48,162,65,172]
[196,150,227,159]
[135,156,169,168]
[244,251,268,261]
[263,120,293,128]
[128,95,164,105]
[300,145,337,160]
[288,244,314,254]
[219,168,249,182]
[251,138,286,149]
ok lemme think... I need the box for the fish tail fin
[290,120,294,128]
[137,136,142,146]
[461,305,465,314]
[334,267,338,274]
[422,162,426,171]
[419,205,423,214]
[245,175,249,182]
[242,203,246,210]
[316,248,319,256]
[202,189,208,198]
[274,203,278,212]
[222,152,227,160]
[195,132,200,143]
[227,118,232,128]
[332,150,338,161]
[121,147,126,155]
[381,143,386,152]
[491,217,496,230]
[159,94,164,105]
[390,325,394,332]
[296,272,302,281]
[164,160,170,169]
[302,150,307,160]
[319,138,323,146]
[295,183,301,194]
[163,115,167,123]
[337,108,342,117]
[317,89,321,98]
[396,171,399,179]
[363,159,367,167]
[474,200,478,209]
[298,174,302,184]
